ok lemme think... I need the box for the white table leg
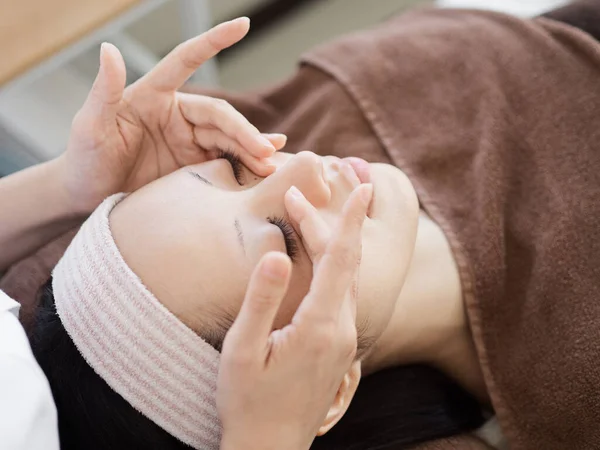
[0,66,92,162]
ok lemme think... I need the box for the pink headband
[52,194,222,449]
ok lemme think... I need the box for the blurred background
[0,0,569,175]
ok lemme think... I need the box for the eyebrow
[187,170,245,254]
[187,170,213,186]
[234,218,246,255]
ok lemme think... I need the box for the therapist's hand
[58,17,285,214]
[217,183,373,450]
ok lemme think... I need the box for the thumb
[85,42,126,116]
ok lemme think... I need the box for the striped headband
[52,193,222,449]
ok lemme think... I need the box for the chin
[368,163,419,227]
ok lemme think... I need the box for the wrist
[49,155,98,216]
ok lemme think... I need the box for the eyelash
[217,151,297,261]
[267,216,299,262]
[217,150,244,185]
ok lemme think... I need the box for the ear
[316,360,361,436]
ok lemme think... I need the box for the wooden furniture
[0,0,213,171]
[0,0,141,86]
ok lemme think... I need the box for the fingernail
[257,135,276,151]
[261,254,288,278]
[100,42,107,64]
[264,133,287,141]
[360,184,373,205]
[266,164,277,173]
[231,16,250,24]
[222,16,250,27]
[287,186,304,202]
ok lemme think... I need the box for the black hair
[30,278,484,450]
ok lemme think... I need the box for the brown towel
[4,5,600,449]
[205,10,600,444]
[1,229,77,331]
[293,8,600,449]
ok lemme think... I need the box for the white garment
[0,290,59,450]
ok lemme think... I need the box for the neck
[362,213,489,403]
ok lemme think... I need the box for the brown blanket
[4,3,600,449]
[293,8,600,449]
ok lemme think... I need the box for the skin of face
[110,151,419,352]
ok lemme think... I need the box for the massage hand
[217,183,373,450]
[57,17,285,214]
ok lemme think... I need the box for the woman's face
[110,151,419,349]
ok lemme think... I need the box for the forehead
[109,172,250,325]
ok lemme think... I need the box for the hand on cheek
[218,183,372,450]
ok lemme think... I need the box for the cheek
[355,267,390,334]
[357,227,408,336]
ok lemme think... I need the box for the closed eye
[267,216,299,262]
[217,150,245,185]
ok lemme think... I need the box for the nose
[250,151,331,211]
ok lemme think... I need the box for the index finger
[142,17,250,92]
[226,252,292,356]
[284,186,331,262]
[295,184,373,324]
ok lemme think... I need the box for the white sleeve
[0,290,59,450]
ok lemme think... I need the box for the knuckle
[310,339,332,357]
[296,151,321,167]
[304,229,327,255]
[222,347,254,369]
[351,278,359,300]
[213,98,232,113]
[351,214,366,233]
[308,242,327,263]
[205,33,221,55]
[344,207,366,233]
[309,321,338,353]
[249,291,277,313]
[331,242,359,270]
[176,47,200,70]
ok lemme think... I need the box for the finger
[227,252,292,355]
[338,290,359,354]
[263,133,287,150]
[296,184,372,323]
[339,258,360,325]
[193,129,275,177]
[85,43,126,117]
[335,239,362,327]
[284,186,330,261]
[142,17,250,92]
[180,93,276,157]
